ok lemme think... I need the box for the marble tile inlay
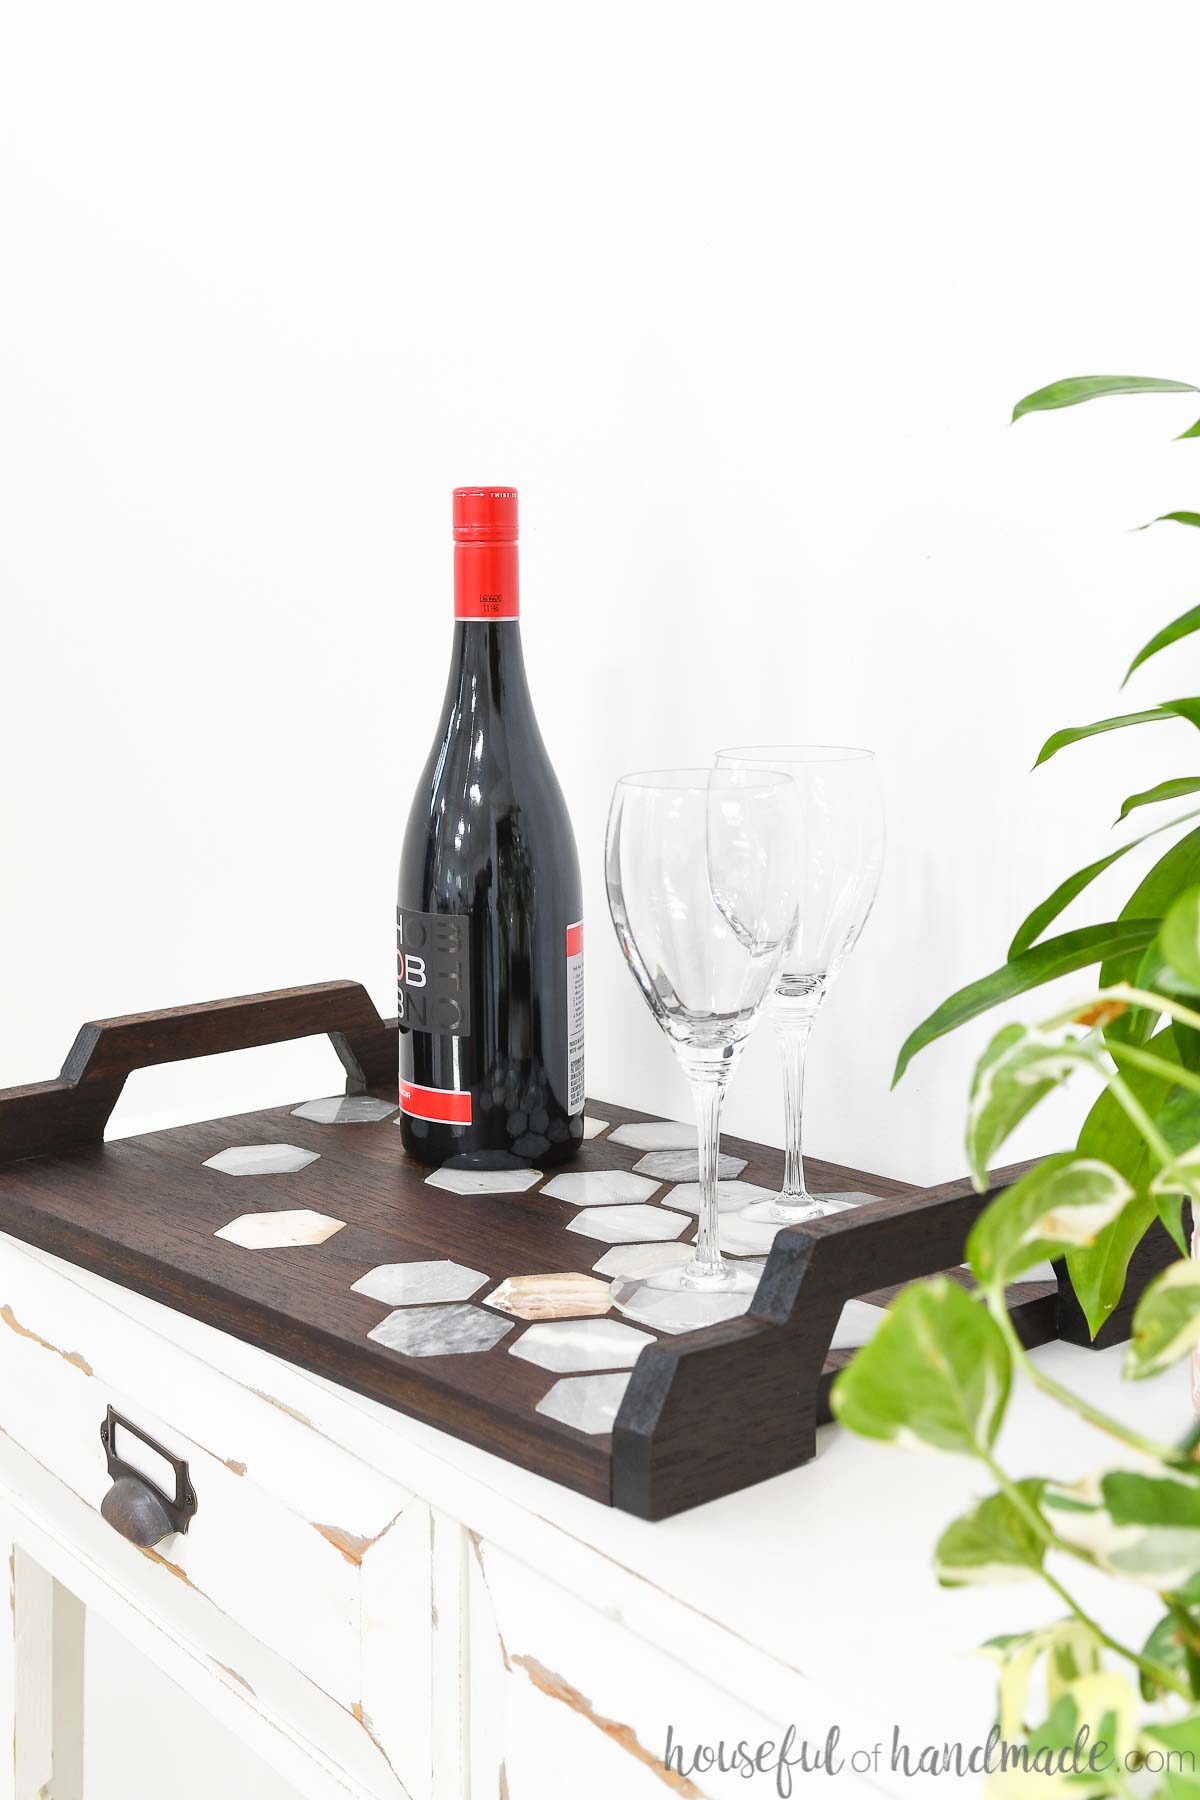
[204,1144,320,1177]
[291,1095,397,1124]
[215,1209,345,1249]
[632,1149,747,1182]
[566,1204,690,1245]
[510,1318,653,1373]
[717,1212,787,1257]
[368,1304,513,1358]
[543,1168,659,1207]
[425,1166,543,1196]
[351,1259,488,1306]
[484,1273,612,1320]
[608,1120,696,1152]
[536,1371,632,1436]
[611,1264,766,1335]
[591,1241,695,1280]
[664,1179,776,1216]
[831,1299,888,1352]
[581,1116,610,1139]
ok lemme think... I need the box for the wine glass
[604,768,802,1330]
[715,746,884,1225]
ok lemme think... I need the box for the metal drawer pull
[99,1406,198,1548]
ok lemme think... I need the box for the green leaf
[1045,1468,1200,1587]
[1140,1609,1200,1702]
[1102,824,1200,1040]
[1139,512,1200,533]
[1065,1194,1158,1341]
[935,1480,1046,1585]
[1117,777,1200,823]
[1151,1141,1200,1200]
[1035,697,1200,768]
[1008,811,1200,958]
[1125,604,1200,687]
[1012,375,1200,422]
[1143,1715,1200,1791]
[829,1276,1011,1456]
[965,1024,1096,1189]
[1178,417,1200,441]
[1127,1260,1200,1380]
[1163,888,1200,990]
[893,919,1159,1084]
[967,1153,1137,1290]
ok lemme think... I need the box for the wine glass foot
[740,1193,846,1225]
[610,1261,761,1334]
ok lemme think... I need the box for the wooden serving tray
[0,982,1175,1519]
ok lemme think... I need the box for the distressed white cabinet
[0,1220,1188,1799]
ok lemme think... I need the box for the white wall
[4,2,1200,1790]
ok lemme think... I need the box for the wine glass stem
[687,1073,728,1281]
[775,1006,815,1205]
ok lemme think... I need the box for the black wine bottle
[397,487,584,1169]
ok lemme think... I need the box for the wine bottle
[397,487,585,1169]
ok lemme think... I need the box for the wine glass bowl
[715,745,884,1225]
[604,768,801,1327]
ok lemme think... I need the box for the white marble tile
[215,1209,344,1249]
[664,1179,776,1216]
[204,1144,321,1177]
[510,1318,652,1373]
[591,1242,695,1280]
[831,1298,888,1351]
[291,1095,397,1124]
[425,1166,543,1196]
[718,1212,791,1257]
[608,1120,696,1152]
[483,1273,612,1320]
[543,1169,659,1206]
[368,1304,513,1357]
[566,1204,691,1245]
[633,1150,747,1182]
[581,1116,609,1139]
[536,1371,633,1435]
[611,1270,765,1335]
[351,1260,488,1305]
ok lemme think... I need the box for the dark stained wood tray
[0,982,1176,1519]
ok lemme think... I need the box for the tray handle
[0,980,397,1164]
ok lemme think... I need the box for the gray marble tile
[535,1371,633,1436]
[368,1304,513,1358]
[291,1095,397,1124]
[663,1179,776,1216]
[425,1166,543,1196]
[351,1260,488,1305]
[215,1209,345,1249]
[608,1120,696,1152]
[632,1150,747,1182]
[566,1204,690,1245]
[543,1169,659,1206]
[204,1144,321,1177]
[510,1318,652,1373]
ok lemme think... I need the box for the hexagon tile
[611,1265,766,1335]
[581,1116,610,1139]
[633,1149,747,1182]
[484,1273,612,1320]
[665,1180,775,1216]
[717,1213,786,1257]
[608,1120,695,1152]
[566,1204,690,1245]
[536,1371,632,1435]
[368,1304,513,1358]
[204,1144,320,1176]
[510,1318,652,1373]
[425,1167,543,1196]
[351,1260,488,1306]
[215,1209,345,1249]
[292,1095,397,1124]
[542,1169,659,1207]
[592,1241,694,1280]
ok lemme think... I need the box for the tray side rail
[0,981,398,1162]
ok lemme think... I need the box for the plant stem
[1104,1069,1176,1170]
[987,1293,1175,1465]
[1107,1040,1200,1104]
[1040,984,1200,1039]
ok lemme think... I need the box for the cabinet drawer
[0,1233,431,1799]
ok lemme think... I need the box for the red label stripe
[400,1081,472,1125]
[566,920,584,957]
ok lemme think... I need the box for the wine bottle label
[566,920,585,1114]
[397,906,472,1037]
[399,1080,472,1125]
